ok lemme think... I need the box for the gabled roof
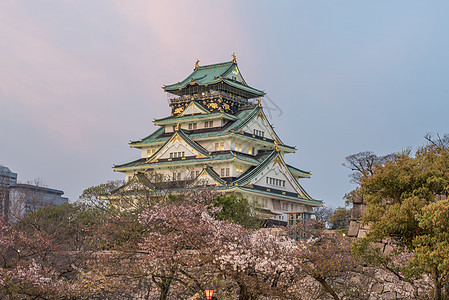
[189,165,226,187]
[233,150,277,186]
[179,101,210,116]
[163,60,265,97]
[232,149,314,200]
[129,105,296,150]
[130,126,167,145]
[146,129,210,163]
[226,106,261,132]
[287,165,311,178]
[111,172,153,194]
[153,111,237,125]
[113,151,261,172]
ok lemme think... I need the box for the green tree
[353,142,449,300]
[212,194,262,229]
[329,207,351,232]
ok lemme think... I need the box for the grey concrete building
[0,165,68,222]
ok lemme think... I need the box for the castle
[112,56,321,225]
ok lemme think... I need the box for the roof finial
[274,140,280,152]
[175,122,180,131]
[195,59,200,68]
[257,98,262,107]
[232,52,237,63]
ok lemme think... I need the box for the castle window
[248,147,252,155]
[261,198,268,208]
[209,120,213,127]
[220,142,224,150]
[253,129,265,137]
[267,177,286,188]
[204,121,208,128]
[170,151,185,158]
[189,123,197,130]
[215,143,219,151]
[235,143,242,152]
[220,169,225,177]
[226,168,230,177]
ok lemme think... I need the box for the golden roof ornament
[274,140,280,152]
[257,98,262,107]
[195,59,200,68]
[232,52,237,63]
[175,122,180,131]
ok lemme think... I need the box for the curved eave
[113,154,254,173]
[238,186,322,206]
[288,167,311,179]
[164,78,264,98]
[154,112,237,125]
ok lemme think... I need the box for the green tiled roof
[115,153,233,170]
[287,165,311,178]
[177,129,210,157]
[154,112,237,124]
[222,79,265,96]
[130,126,167,145]
[163,61,264,97]
[226,106,260,132]
[233,150,277,185]
[203,166,226,185]
[129,106,295,150]
[114,150,260,171]
[239,186,322,206]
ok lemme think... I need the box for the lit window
[235,143,238,151]
[215,143,219,151]
[239,144,242,152]
[248,147,252,155]
[220,142,224,150]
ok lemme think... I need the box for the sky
[1,1,449,208]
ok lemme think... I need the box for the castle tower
[113,57,321,225]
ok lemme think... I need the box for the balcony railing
[168,91,257,106]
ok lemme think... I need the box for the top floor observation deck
[163,57,264,116]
